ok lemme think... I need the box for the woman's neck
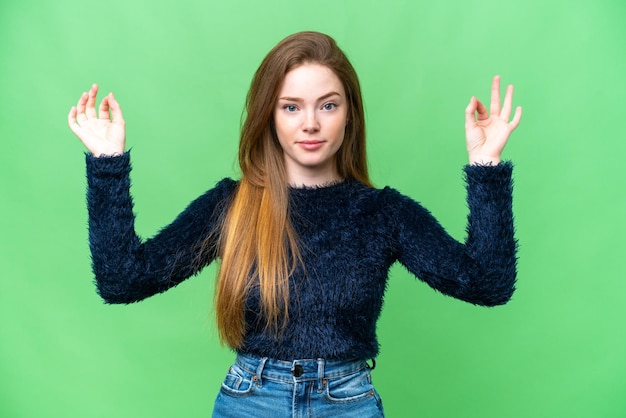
[285,160,342,188]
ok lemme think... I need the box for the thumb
[108,93,125,124]
[465,96,477,126]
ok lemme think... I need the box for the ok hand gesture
[465,76,522,165]
[68,84,126,157]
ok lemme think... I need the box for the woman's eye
[284,105,298,112]
[322,103,336,111]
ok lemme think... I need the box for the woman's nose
[302,111,320,132]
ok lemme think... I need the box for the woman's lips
[298,140,325,151]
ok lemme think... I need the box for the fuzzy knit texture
[86,152,516,361]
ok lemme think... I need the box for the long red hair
[211,31,371,349]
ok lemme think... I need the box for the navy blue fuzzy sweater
[86,153,516,361]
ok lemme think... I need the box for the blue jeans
[212,353,384,417]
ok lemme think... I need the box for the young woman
[68,31,521,417]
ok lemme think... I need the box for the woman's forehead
[278,64,344,100]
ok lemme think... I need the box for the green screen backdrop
[1,0,625,417]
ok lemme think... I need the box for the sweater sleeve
[386,162,516,306]
[85,152,235,304]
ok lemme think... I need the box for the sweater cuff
[85,151,131,178]
[464,160,513,185]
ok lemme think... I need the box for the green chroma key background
[1,0,624,416]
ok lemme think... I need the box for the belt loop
[316,358,325,393]
[255,357,268,387]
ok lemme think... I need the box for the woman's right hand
[68,84,126,157]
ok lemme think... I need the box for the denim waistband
[235,353,369,385]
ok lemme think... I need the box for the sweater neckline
[289,178,347,191]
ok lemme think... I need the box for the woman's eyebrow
[278,91,342,102]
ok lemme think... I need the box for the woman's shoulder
[214,177,239,191]
[198,177,238,201]
[353,181,416,205]
[180,177,238,214]
[342,180,428,215]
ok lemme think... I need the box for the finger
[85,84,99,119]
[108,93,125,124]
[501,84,514,121]
[68,106,81,133]
[476,98,489,121]
[75,92,88,122]
[509,106,522,130]
[465,96,477,125]
[490,75,501,116]
[98,95,110,120]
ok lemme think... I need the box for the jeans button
[292,364,304,377]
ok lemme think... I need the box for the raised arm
[86,154,235,304]
[391,77,521,305]
[68,85,234,303]
[390,162,516,306]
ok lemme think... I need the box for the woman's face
[274,63,348,186]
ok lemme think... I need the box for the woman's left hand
[465,75,522,165]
